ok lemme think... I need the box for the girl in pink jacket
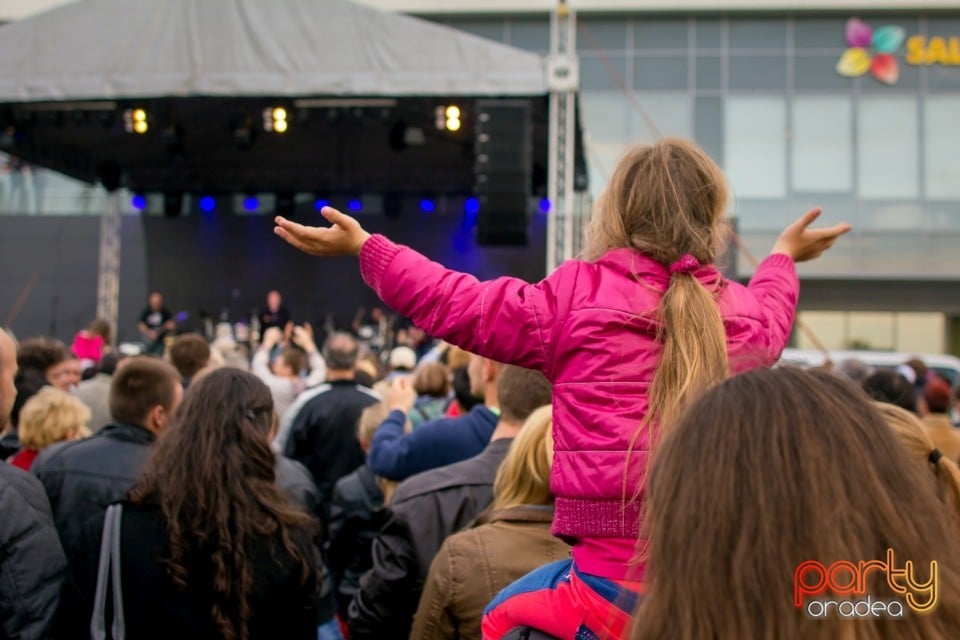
[275,138,849,638]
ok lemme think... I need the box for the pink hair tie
[669,254,700,276]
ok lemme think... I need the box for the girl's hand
[274,207,370,257]
[771,207,852,263]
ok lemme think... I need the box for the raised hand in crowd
[771,207,851,263]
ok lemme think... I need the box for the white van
[779,348,960,390]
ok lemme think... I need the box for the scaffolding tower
[96,191,121,344]
[546,0,581,273]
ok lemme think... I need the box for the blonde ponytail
[647,274,728,441]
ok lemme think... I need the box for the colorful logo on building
[837,18,960,85]
[836,18,905,85]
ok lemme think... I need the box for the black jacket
[59,502,319,640]
[327,464,387,620]
[284,380,380,525]
[32,423,154,555]
[347,438,512,639]
[0,463,66,640]
[275,455,337,624]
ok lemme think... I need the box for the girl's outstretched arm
[275,208,573,374]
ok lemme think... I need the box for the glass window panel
[694,19,723,50]
[925,96,960,199]
[793,18,848,52]
[578,18,628,51]
[580,91,630,144]
[729,56,787,91]
[725,97,787,199]
[794,55,857,90]
[578,55,628,91]
[694,97,723,164]
[857,97,918,199]
[728,20,787,51]
[508,18,549,52]
[792,97,852,193]
[628,93,692,143]
[634,20,688,51]
[695,56,723,90]
[634,56,688,91]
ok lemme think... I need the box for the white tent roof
[0,0,548,102]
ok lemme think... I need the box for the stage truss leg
[547,0,580,274]
[96,192,121,343]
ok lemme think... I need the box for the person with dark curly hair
[59,368,321,640]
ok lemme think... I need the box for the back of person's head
[18,386,90,450]
[389,346,417,372]
[10,368,48,429]
[324,331,359,371]
[168,333,211,380]
[109,357,180,427]
[836,358,871,385]
[413,362,450,399]
[905,358,929,386]
[451,366,481,413]
[924,377,952,414]
[130,367,313,640]
[357,402,389,449]
[279,348,306,376]
[587,139,731,436]
[875,402,960,524]
[98,351,124,376]
[862,370,917,413]
[88,317,112,343]
[632,367,960,640]
[443,345,471,370]
[496,365,552,424]
[492,405,554,511]
[17,337,70,374]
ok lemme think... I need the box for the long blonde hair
[587,138,730,439]
[875,402,960,524]
[492,405,554,511]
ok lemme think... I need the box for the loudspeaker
[474,100,531,246]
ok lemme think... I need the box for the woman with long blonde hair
[411,405,569,640]
[632,367,960,640]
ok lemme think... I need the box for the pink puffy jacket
[360,235,799,543]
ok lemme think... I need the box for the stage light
[123,108,149,134]
[347,199,362,212]
[419,199,436,213]
[464,197,480,215]
[539,198,552,213]
[263,106,289,133]
[314,198,330,211]
[199,196,216,213]
[131,194,147,211]
[435,104,462,132]
[243,196,259,212]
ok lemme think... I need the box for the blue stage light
[419,199,436,213]
[131,194,147,211]
[199,196,216,213]
[243,196,259,212]
[314,198,330,211]
[539,198,552,213]
[347,199,362,212]
[464,197,480,215]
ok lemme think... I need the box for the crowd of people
[1,138,959,639]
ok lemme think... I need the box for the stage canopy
[0,0,587,200]
[0,0,547,101]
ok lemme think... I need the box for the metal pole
[96,191,121,344]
